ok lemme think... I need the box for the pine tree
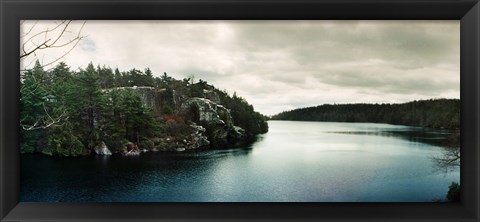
[74,62,103,150]
[20,61,49,153]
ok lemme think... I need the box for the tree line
[20,61,268,156]
[271,99,460,129]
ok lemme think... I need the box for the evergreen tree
[99,88,128,152]
[74,63,103,150]
[20,61,268,156]
[114,68,122,87]
[97,65,114,88]
[271,99,460,129]
[121,89,157,144]
[145,68,153,78]
[20,61,49,153]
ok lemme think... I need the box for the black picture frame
[1,0,479,221]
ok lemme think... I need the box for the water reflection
[327,128,457,148]
[21,121,460,202]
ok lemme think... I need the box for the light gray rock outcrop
[94,141,112,155]
[180,97,247,148]
[187,123,210,149]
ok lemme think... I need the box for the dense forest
[271,99,460,129]
[20,61,268,157]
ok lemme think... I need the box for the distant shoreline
[270,98,460,130]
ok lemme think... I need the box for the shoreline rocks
[94,141,112,155]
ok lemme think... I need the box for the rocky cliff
[20,63,268,157]
[180,97,247,148]
[128,87,248,150]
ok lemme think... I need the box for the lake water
[21,121,460,202]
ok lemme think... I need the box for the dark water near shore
[21,121,460,202]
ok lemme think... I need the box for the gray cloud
[20,20,459,115]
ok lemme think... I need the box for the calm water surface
[21,121,460,202]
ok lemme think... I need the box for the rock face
[180,97,247,148]
[182,98,229,124]
[111,88,250,150]
[110,86,174,116]
[94,141,112,155]
[203,89,221,104]
[187,123,210,149]
[131,86,156,109]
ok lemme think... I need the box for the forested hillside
[271,99,460,129]
[20,61,268,156]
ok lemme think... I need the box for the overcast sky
[21,20,459,116]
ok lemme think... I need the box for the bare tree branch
[45,20,72,48]
[20,20,86,70]
[431,130,460,172]
[20,20,86,130]
[20,74,42,100]
[21,20,67,58]
[20,102,68,131]
[21,118,42,131]
[21,20,38,38]
[432,147,460,169]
